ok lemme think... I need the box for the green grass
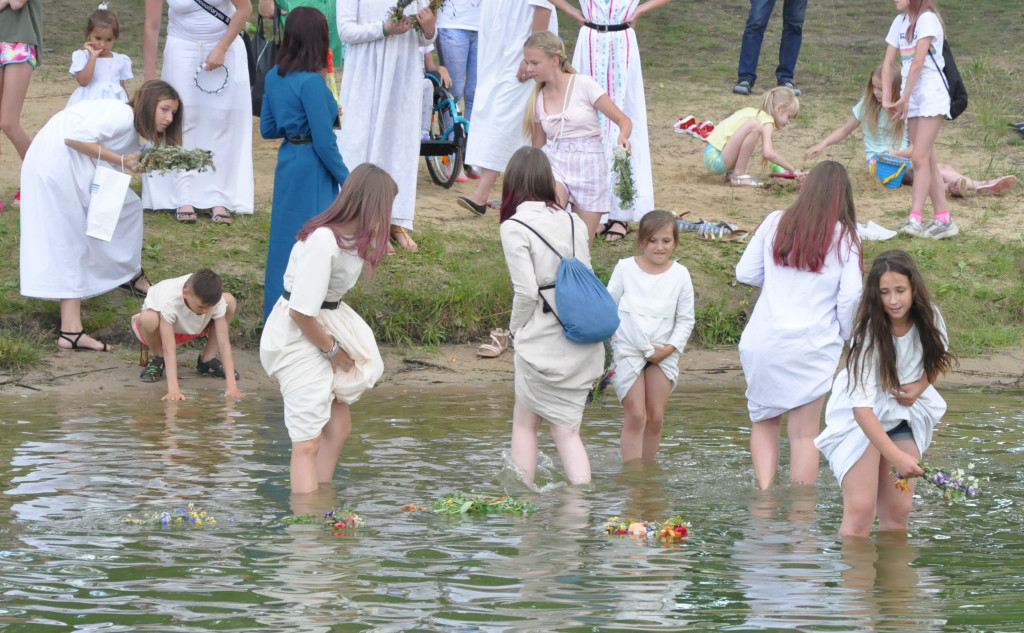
[2,0,1023,371]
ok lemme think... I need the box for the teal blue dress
[261,67,349,320]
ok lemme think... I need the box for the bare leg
[787,395,826,485]
[875,438,919,532]
[464,167,500,205]
[721,125,761,175]
[750,415,782,490]
[0,62,34,159]
[290,435,322,493]
[839,444,882,537]
[316,401,352,483]
[907,116,948,217]
[57,299,107,350]
[549,422,591,484]
[620,371,648,463]
[510,397,542,486]
[572,208,604,245]
[640,365,672,460]
[136,309,165,355]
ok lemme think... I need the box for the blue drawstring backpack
[509,212,620,344]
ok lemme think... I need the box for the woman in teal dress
[261,6,349,320]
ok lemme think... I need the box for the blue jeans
[436,27,477,122]
[736,0,807,85]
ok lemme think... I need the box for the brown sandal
[390,225,419,252]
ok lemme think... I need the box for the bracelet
[382,23,389,37]
[120,154,125,171]
[323,337,340,359]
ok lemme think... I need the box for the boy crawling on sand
[131,268,243,401]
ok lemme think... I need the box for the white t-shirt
[852,97,910,160]
[535,74,606,140]
[436,0,481,31]
[885,12,944,79]
[142,273,227,335]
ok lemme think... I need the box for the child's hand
[892,451,925,479]
[416,6,436,35]
[617,136,632,153]
[385,16,412,35]
[162,390,187,402]
[804,144,824,160]
[330,347,355,373]
[892,377,928,406]
[122,152,141,172]
[224,386,244,399]
[438,66,452,88]
[793,169,809,179]
[84,41,103,55]
[647,344,674,364]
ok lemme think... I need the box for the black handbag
[250,8,282,116]
[928,40,968,120]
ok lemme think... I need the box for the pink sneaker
[977,175,1017,195]
[673,115,697,134]
[456,173,468,183]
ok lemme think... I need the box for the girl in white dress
[20,80,182,352]
[815,250,956,537]
[607,210,694,462]
[67,6,133,107]
[337,0,437,252]
[499,146,604,486]
[883,0,954,239]
[143,0,254,223]
[260,164,392,494]
[523,30,632,242]
[736,161,863,489]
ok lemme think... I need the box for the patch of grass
[694,303,745,347]
[0,334,40,373]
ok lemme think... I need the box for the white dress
[500,202,604,429]
[885,12,949,119]
[142,0,254,214]
[607,257,694,399]
[67,51,133,106]
[571,0,654,222]
[815,315,948,485]
[464,0,555,173]
[20,100,143,300]
[260,227,384,443]
[337,0,435,231]
[736,210,863,422]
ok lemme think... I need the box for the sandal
[477,328,510,358]
[390,225,419,252]
[729,174,764,187]
[175,207,197,223]
[457,196,487,216]
[946,177,973,198]
[57,330,110,352]
[210,207,233,224]
[118,268,152,297]
[603,220,629,243]
[140,355,165,382]
[697,220,749,242]
[677,213,708,232]
[977,175,1017,195]
[196,354,239,380]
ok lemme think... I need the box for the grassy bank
[1,0,1023,372]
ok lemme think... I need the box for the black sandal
[58,330,110,352]
[603,220,629,243]
[118,269,151,297]
[457,196,487,216]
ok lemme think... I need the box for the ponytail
[521,31,576,139]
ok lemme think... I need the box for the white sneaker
[926,219,959,240]
[896,219,927,237]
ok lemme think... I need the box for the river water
[1,385,1022,632]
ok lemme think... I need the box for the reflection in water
[0,387,1021,631]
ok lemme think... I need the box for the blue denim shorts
[886,420,914,442]
[704,144,728,175]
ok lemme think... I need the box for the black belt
[584,22,630,32]
[282,290,340,310]
[286,134,313,144]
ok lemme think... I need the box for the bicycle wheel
[425,101,465,189]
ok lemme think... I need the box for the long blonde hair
[521,31,576,139]
[865,63,905,143]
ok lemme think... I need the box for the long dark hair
[131,80,183,145]
[297,164,396,272]
[499,146,562,223]
[847,250,956,392]
[275,6,329,75]
[772,161,859,273]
